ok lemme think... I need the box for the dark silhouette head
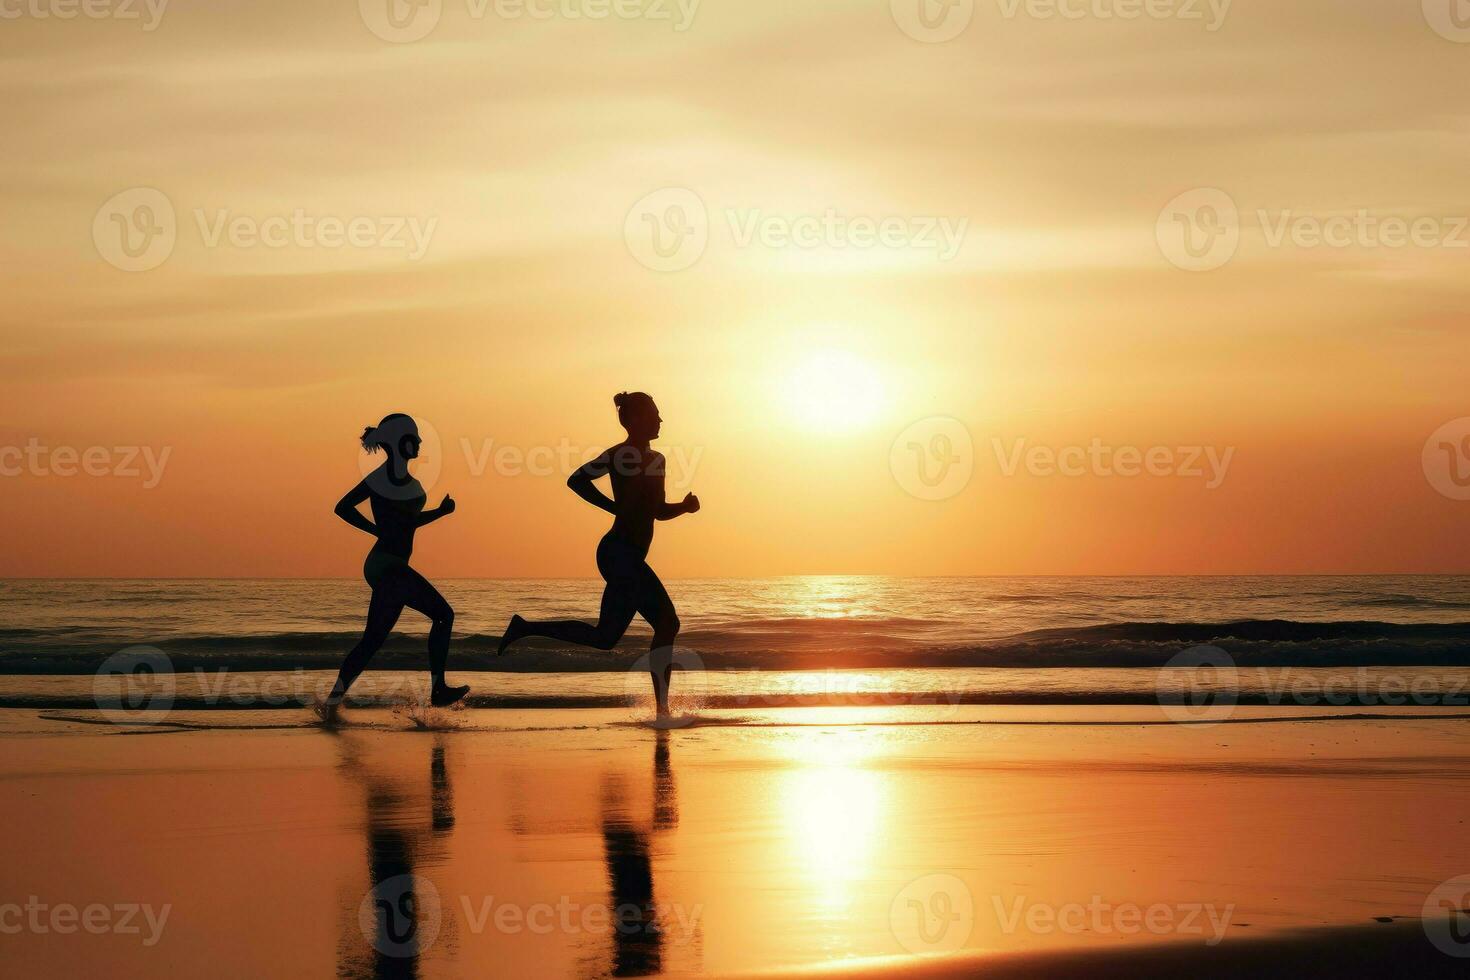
[361,413,421,461]
[615,392,661,442]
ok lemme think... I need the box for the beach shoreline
[732,918,1470,979]
[4,709,1469,977]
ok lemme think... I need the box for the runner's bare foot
[314,696,343,726]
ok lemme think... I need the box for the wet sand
[736,918,1468,979]
[3,708,1470,977]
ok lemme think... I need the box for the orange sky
[2,0,1468,577]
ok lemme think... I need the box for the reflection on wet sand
[331,727,699,979]
[7,717,1470,977]
[337,733,458,980]
[500,728,698,978]
[432,740,455,833]
[599,730,681,977]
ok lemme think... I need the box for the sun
[784,348,886,432]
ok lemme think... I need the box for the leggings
[330,553,454,700]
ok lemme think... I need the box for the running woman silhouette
[498,393,699,718]
[324,413,468,719]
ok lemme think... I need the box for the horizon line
[4,572,1470,582]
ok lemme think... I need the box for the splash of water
[393,698,467,732]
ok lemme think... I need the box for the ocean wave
[4,619,1470,673]
[969,619,1470,667]
[1356,595,1470,610]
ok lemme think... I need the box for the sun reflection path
[780,732,887,941]
[787,575,882,619]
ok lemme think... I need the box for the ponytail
[613,391,652,425]
[360,413,416,455]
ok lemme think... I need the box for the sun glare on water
[784,348,886,432]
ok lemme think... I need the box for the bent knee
[654,614,680,642]
[433,605,455,627]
